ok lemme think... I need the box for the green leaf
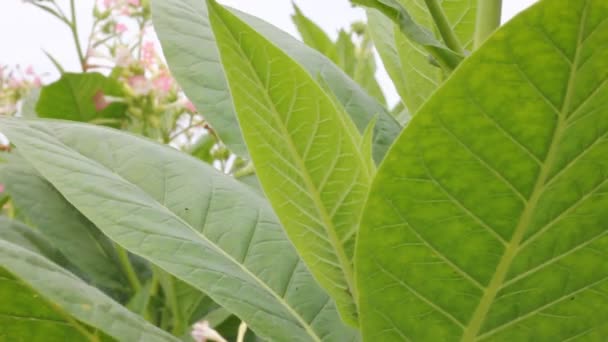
[208,0,373,325]
[357,0,608,340]
[361,116,378,176]
[0,119,358,342]
[364,0,476,112]
[291,3,338,63]
[36,72,127,126]
[188,134,216,164]
[0,235,178,342]
[0,153,126,291]
[366,9,409,104]
[354,0,463,71]
[150,0,401,161]
[292,7,386,106]
[0,268,95,342]
[335,30,357,76]
[389,101,410,125]
[351,42,387,106]
[0,216,67,266]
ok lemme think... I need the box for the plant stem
[169,120,203,141]
[423,0,464,54]
[115,245,142,292]
[474,0,502,49]
[156,268,183,335]
[69,0,87,71]
[31,3,71,26]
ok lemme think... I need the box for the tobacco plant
[1,0,608,341]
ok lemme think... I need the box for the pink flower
[0,184,4,194]
[115,23,128,34]
[103,0,114,8]
[153,74,173,96]
[185,100,197,113]
[142,41,155,66]
[128,75,151,96]
[33,76,42,87]
[25,65,35,75]
[93,90,110,111]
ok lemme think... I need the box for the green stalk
[474,0,502,49]
[69,0,87,71]
[423,0,464,54]
[115,245,142,292]
[31,3,71,26]
[156,268,184,335]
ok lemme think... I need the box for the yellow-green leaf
[208,0,374,325]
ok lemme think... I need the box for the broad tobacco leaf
[0,219,176,342]
[357,0,608,340]
[36,72,128,126]
[0,153,127,291]
[150,0,401,161]
[366,0,476,113]
[0,119,358,342]
[208,0,373,325]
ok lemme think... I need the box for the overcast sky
[0,0,537,104]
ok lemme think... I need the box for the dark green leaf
[0,235,178,342]
[36,72,127,126]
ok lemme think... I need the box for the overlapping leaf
[0,220,176,342]
[0,119,358,342]
[291,5,386,105]
[150,0,401,161]
[365,0,476,113]
[208,0,374,325]
[357,0,608,340]
[0,153,126,290]
[291,4,337,63]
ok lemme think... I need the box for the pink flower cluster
[0,65,43,115]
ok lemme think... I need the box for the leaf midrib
[212,4,359,302]
[460,2,590,340]
[7,121,324,342]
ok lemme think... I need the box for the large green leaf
[150,0,401,161]
[365,0,476,113]
[357,0,608,340]
[0,153,126,291]
[0,226,177,341]
[291,4,338,63]
[36,72,127,126]
[208,0,373,325]
[0,119,358,342]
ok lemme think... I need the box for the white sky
[0,0,537,105]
